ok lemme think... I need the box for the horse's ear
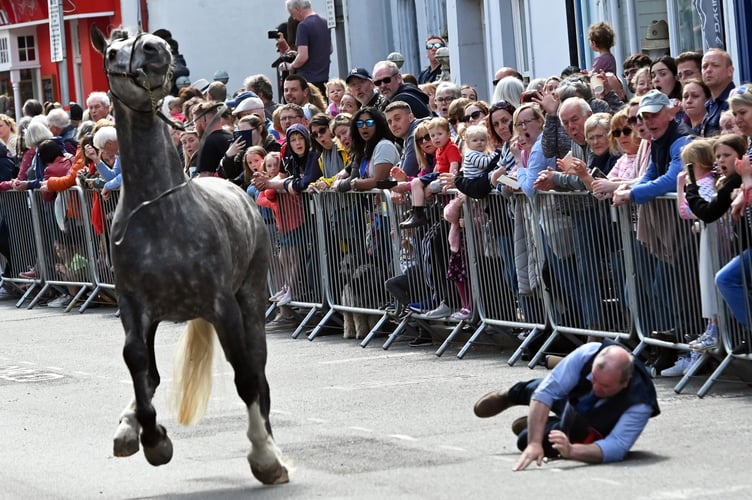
[91,25,107,55]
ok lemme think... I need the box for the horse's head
[91,26,173,112]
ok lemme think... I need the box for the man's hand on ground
[512,442,545,471]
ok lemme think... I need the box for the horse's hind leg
[213,288,288,484]
[116,296,172,465]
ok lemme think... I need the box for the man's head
[424,35,446,67]
[434,81,461,119]
[675,51,703,84]
[284,74,310,106]
[205,81,227,102]
[286,0,312,20]
[232,97,265,119]
[278,103,306,131]
[192,101,225,136]
[590,345,634,398]
[372,61,403,100]
[346,67,376,106]
[86,91,110,122]
[384,101,414,139]
[558,97,592,146]
[46,108,71,135]
[702,48,735,97]
[622,53,652,92]
[638,89,675,140]
[493,67,522,87]
[243,74,274,103]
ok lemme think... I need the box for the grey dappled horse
[90,26,288,485]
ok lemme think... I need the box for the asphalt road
[1,300,752,499]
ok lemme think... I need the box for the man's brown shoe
[473,389,514,418]
[511,416,528,436]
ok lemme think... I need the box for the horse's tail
[171,318,215,425]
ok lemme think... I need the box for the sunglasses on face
[426,42,444,50]
[734,85,751,95]
[611,126,633,138]
[312,126,328,138]
[416,134,431,144]
[374,75,397,87]
[626,115,643,125]
[460,110,484,123]
[355,119,376,128]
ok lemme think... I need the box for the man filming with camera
[275,0,332,97]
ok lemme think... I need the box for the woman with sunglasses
[307,113,349,191]
[461,101,489,127]
[335,107,398,192]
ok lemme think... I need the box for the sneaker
[269,286,288,302]
[450,308,472,321]
[689,324,718,352]
[19,268,37,279]
[408,335,433,347]
[408,299,434,313]
[47,294,71,308]
[660,355,691,377]
[424,301,452,319]
[276,289,293,306]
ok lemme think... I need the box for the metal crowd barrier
[78,188,119,311]
[306,189,397,346]
[0,187,118,313]
[458,191,548,361]
[263,191,326,338]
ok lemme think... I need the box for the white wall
[146,0,339,93]
[525,0,570,79]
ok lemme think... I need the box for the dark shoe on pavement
[473,389,514,418]
[408,335,433,347]
[511,416,528,436]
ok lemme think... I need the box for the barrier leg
[528,328,560,369]
[308,308,336,341]
[291,307,318,339]
[265,303,277,320]
[15,283,39,308]
[508,327,540,366]
[382,316,410,350]
[27,283,52,309]
[457,323,487,359]
[435,321,466,357]
[64,286,90,313]
[359,313,388,348]
[697,353,734,398]
[673,351,712,393]
[78,284,102,313]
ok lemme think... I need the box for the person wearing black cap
[68,102,83,128]
[345,68,388,113]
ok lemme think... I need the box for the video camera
[271,52,295,69]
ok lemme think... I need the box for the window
[17,35,35,62]
[0,36,7,64]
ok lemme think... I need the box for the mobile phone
[267,30,280,39]
[686,162,696,184]
[233,129,254,145]
[590,167,607,179]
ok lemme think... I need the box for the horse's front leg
[115,295,172,466]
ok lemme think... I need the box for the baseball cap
[232,97,264,116]
[345,67,372,84]
[225,90,259,109]
[190,78,211,93]
[638,89,673,115]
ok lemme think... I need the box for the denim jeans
[716,249,752,327]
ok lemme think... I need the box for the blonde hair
[427,116,451,133]
[680,138,716,170]
[463,124,491,153]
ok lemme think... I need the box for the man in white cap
[613,89,691,205]
[231,96,279,140]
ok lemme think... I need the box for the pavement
[1,299,752,499]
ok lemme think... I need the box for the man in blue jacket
[474,340,660,470]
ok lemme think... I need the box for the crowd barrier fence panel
[78,188,119,312]
[0,190,46,307]
[264,191,326,338]
[29,187,100,312]
[457,190,548,360]
[307,189,398,346]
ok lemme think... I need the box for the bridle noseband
[104,31,184,131]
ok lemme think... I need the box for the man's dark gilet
[564,340,660,442]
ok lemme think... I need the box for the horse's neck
[113,102,186,205]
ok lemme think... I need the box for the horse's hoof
[251,464,289,485]
[113,421,140,457]
[143,435,173,466]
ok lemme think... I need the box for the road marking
[438,445,467,452]
[74,371,91,376]
[591,478,622,486]
[348,426,373,433]
[388,434,417,441]
[320,352,419,365]
[47,366,63,371]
